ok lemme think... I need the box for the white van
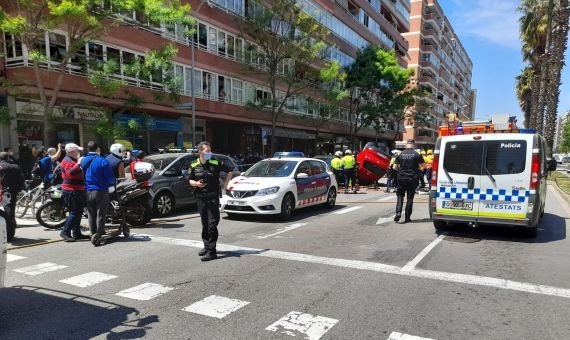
[429,131,557,237]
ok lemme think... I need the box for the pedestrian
[106,143,127,180]
[3,147,17,163]
[331,151,344,187]
[189,141,233,262]
[0,151,25,233]
[59,143,89,242]
[342,150,357,194]
[393,140,425,223]
[35,145,62,185]
[81,141,116,241]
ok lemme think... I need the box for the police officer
[330,151,344,187]
[189,141,233,262]
[419,150,427,188]
[393,140,425,223]
[342,150,357,194]
[425,149,434,185]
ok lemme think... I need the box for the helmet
[420,150,426,155]
[427,149,433,155]
[110,143,125,157]
[345,150,352,155]
[335,151,343,157]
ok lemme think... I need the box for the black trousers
[396,177,418,219]
[197,196,220,252]
[344,168,356,190]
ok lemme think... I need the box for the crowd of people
[330,150,358,194]
[0,141,146,243]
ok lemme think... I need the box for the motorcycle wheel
[125,202,152,227]
[36,200,67,229]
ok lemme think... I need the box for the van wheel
[433,220,447,231]
[278,193,294,221]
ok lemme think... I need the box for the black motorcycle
[36,181,152,230]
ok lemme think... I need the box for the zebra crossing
[8,256,436,340]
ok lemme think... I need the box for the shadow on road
[222,205,348,224]
[0,286,157,339]
[7,237,52,248]
[436,213,566,244]
[217,248,269,259]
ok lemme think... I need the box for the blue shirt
[39,156,53,181]
[80,153,116,191]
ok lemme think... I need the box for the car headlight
[256,186,280,196]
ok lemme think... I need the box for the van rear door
[436,136,485,217]
[478,134,531,220]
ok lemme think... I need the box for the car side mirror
[296,173,309,179]
[547,158,557,172]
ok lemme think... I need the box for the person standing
[342,150,357,194]
[37,145,62,185]
[386,155,398,193]
[425,149,434,186]
[189,141,233,262]
[419,150,427,189]
[81,142,116,240]
[0,152,25,241]
[59,143,89,242]
[330,151,344,188]
[105,143,126,180]
[393,140,425,223]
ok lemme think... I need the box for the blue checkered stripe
[436,187,530,202]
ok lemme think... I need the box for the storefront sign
[16,101,63,117]
[73,108,106,120]
[115,113,181,132]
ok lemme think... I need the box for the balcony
[419,75,437,88]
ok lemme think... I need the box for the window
[202,71,213,98]
[198,23,208,48]
[309,160,325,175]
[48,32,66,62]
[71,43,87,71]
[4,34,23,59]
[208,27,217,52]
[122,51,136,77]
[88,43,104,64]
[217,31,226,55]
[485,140,527,175]
[227,35,235,58]
[106,47,121,74]
[231,79,243,103]
[235,38,243,60]
[443,141,483,175]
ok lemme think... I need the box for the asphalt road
[2,185,570,340]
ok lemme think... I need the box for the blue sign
[115,113,181,132]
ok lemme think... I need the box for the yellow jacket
[331,157,344,170]
[342,155,356,169]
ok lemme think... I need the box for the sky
[438,0,570,122]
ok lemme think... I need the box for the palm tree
[516,67,534,128]
[544,0,570,149]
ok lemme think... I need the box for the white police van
[429,120,557,237]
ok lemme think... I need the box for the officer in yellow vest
[419,150,427,188]
[425,149,434,185]
[342,150,357,194]
[189,141,233,262]
[330,151,344,186]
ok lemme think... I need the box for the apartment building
[554,110,570,152]
[399,0,475,148]
[0,0,410,156]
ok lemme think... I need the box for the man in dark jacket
[393,140,425,223]
[0,152,25,240]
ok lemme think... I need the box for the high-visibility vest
[342,155,355,169]
[425,155,434,168]
[331,157,343,170]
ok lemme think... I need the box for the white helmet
[335,151,343,157]
[345,150,352,155]
[110,143,125,157]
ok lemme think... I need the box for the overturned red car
[357,143,392,185]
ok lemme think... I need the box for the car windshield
[243,160,298,177]
[144,157,178,171]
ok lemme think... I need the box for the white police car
[221,158,338,220]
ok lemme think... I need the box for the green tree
[516,66,534,128]
[560,120,570,153]
[0,0,192,146]
[237,0,330,154]
[344,46,415,149]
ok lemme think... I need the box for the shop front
[114,113,183,153]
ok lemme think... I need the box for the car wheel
[324,188,336,209]
[278,193,294,221]
[433,220,447,231]
[153,192,174,217]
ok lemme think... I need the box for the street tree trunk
[534,0,555,135]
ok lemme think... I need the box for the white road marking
[13,262,68,276]
[7,254,26,262]
[60,272,117,288]
[257,223,308,239]
[183,295,250,319]
[388,331,436,340]
[402,235,446,272]
[116,283,174,301]
[376,215,396,225]
[377,195,396,201]
[137,233,570,299]
[266,311,338,340]
[333,206,362,214]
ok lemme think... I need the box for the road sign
[261,129,268,145]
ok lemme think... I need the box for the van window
[485,140,527,175]
[443,141,483,175]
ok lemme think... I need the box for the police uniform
[341,154,357,192]
[330,157,344,185]
[189,158,232,256]
[394,148,424,222]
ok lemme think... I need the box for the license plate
[228,200,247,206]
[442,201,473,210]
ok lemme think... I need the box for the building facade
[1,0,411,158]
[554,110,570,152]
[399,0,475,148]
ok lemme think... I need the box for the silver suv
[145,153,240,216]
